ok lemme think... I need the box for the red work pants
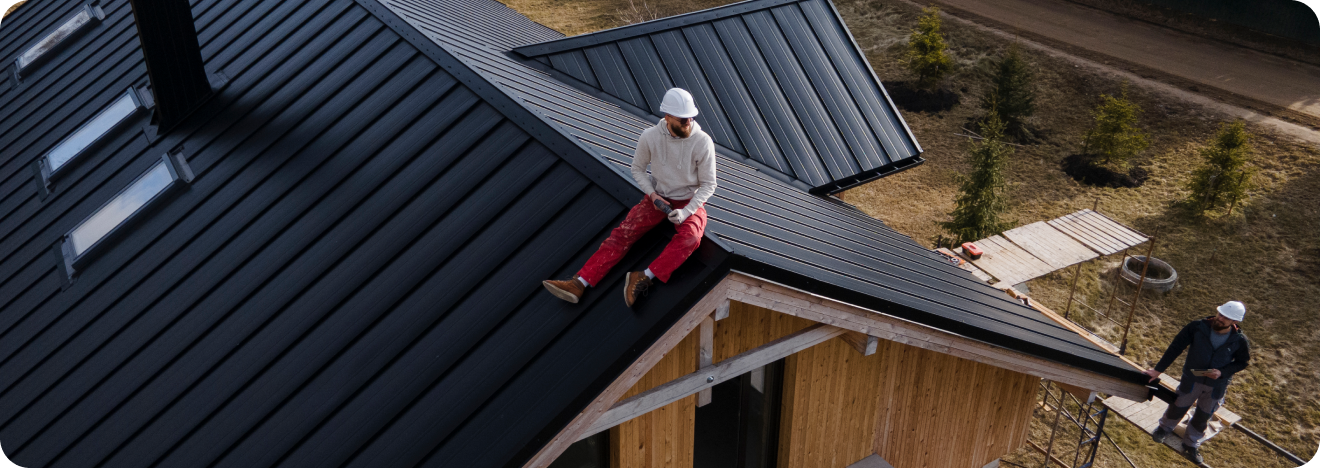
[578,197,707,285]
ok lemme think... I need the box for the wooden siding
[714,300,816,361]
[710,301,1039,468]
[779,337,883,468]
[611,330,701,468]
[871,340,1038,468]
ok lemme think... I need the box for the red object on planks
[962,242,983,260]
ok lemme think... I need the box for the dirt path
[925,0,1320,130]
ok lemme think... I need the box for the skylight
[40,88,146,178]
[13,4,105,76]
[59,152,191,277]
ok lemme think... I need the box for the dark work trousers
[1157,381,1223,448]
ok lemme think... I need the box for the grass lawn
[499,0,1319,466]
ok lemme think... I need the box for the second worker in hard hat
[1143,300,1252,464]
[542,88,716,308]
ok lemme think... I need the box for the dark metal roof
[0,1,724,468]
[379,0,1146,400]
[510,0,924,194]
[0,0,1144,467]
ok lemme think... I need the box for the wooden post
[1063,262,1084,320]
[697,315,714,406]
[1103,249,1130,317]
[1041,382,1066,468]
[1120,234,1158,355]
[1063,198,1098,321]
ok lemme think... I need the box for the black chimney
[128,0,213,130]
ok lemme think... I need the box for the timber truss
[525,272,1150,468]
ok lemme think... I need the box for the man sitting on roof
[543,88,717,308]
[1144,301,1251,464]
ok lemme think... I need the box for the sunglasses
[670,116,693,124]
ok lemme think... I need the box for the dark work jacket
[1154,316,1251,399]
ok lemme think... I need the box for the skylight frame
[11,2,106,80]
[57,151,193,280]
[36,87,150,191]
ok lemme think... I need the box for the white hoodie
[630,120,717,222]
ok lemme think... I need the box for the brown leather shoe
[543,275,585,303]
[623,271,652,308]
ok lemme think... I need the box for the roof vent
[128,0,214,130]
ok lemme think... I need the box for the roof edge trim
[355,0,641,206]
[809,155,924,195]
[511,0,801,57]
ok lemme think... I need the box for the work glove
[667,207,691,225]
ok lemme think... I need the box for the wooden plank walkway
[951,210,1148,286]
[1102,374,1240,453]
[965,235,1057,286]
[1046,209,1148,256]
[1001,222,1098,270]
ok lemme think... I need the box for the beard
[669,121,691,138]
[1212,321,1231,332]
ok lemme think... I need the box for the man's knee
[1189,409,1213,431]
[1163,403,1192,422]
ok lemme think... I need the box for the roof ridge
[512,0,802,57]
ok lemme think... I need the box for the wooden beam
[840,331,878,356]
[697,315,714,407]
[1055,381,1098,403]
[579,323,846,439]
[715,298,730,320]
[725,273,1148,401]
[522,279,731,468]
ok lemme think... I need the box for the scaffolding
[1017,381,1138,468]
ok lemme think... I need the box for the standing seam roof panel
[616,36,673,114]
[583,43,647,110]
[647,30,744,153]
[549,50,599,87]
[772,3,884,170]
[712,16,826,185]
[680,23,791,175]
[741,9,857,179]
[798,0,916,158]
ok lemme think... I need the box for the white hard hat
[1217,301,1246,321]
[659,88,698,118]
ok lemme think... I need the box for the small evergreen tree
[981,45,1035,138]
[1186,121,1255,213]
[940,108,1014,245]
[907,6,954,90]
[1082,85,1148,167]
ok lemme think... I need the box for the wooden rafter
[841,330,879,356]
[578,323,846,439]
